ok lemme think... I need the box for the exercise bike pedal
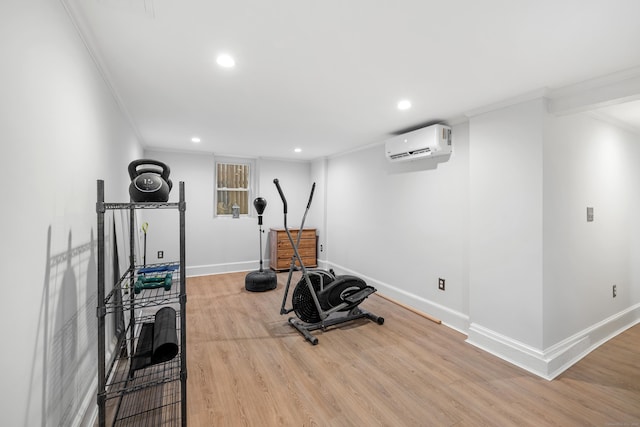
[343,286,376,304]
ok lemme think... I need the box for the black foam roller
[131,322,155,372]
[152,307,179,363]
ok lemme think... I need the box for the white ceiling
[65,0,640,160]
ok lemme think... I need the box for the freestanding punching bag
[245,197,277,292]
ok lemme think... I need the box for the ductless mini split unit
[385,124,452,162]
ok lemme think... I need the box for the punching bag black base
[245,269,277,292]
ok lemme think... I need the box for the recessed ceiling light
[294,148,302,153]
[191,137,201,143]
[397,99,412,110]
[216,54,235,68]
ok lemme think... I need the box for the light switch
[587,207,594,222]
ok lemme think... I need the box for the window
[215,158,255,216]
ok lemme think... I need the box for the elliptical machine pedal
[343,286,376,304]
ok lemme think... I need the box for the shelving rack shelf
[96,180,187,427]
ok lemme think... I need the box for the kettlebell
[128,159,173,202]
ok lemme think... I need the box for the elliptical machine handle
[273,179,287,214]
[307,183,316,209]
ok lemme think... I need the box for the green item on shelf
[134,273,173,294]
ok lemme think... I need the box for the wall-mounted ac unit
[385,124,452,162]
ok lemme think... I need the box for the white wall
[262,159,316,232]
[0,1,142,425]
[468,99,546,349]
[323,98,640,379]
[141,149,312,276]
[325,123,470,331]
[310,158,329,265]
[543,113,640,347]
[465,98,640,378]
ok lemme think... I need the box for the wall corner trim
[467,303,640,380]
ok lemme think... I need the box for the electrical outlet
[613,284,617,298]
[438,278,445,291]
[320,244,324,252]
[158,250,164,259]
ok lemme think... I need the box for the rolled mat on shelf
[152,307,179,363]
[131,306,179,373]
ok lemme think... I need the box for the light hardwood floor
[186,272,640,426]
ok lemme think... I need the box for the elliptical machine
[273,178,384,345]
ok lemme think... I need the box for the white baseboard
[324,261,469,334]
[83,396,98,427]
[466,324,551,378]
[75,376,98,427]
[186,260,263,277]
[467,303,640,380]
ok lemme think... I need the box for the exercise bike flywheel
[291,271,333,323]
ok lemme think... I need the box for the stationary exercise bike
[273,179,384,345]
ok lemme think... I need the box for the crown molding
[60,0,145,144]
[547,66,640,115]
[464,88,550,118]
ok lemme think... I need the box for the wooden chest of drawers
[269,228,317,271]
